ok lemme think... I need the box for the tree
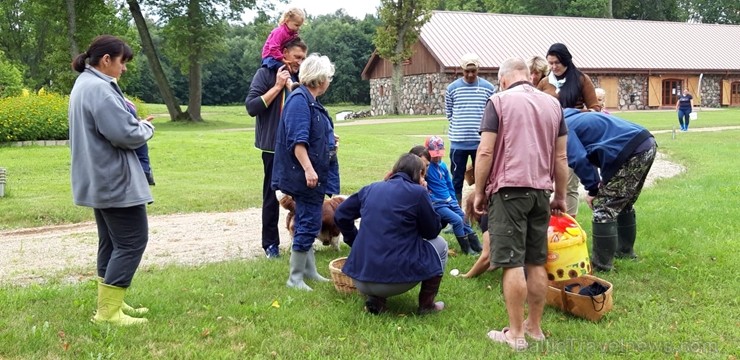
[374,0,434,115]
[613,0,684,20]
[0,53,23,98]
[127,0,186,120]
[131,0,257,122]
[682,0,740,24]
[0,0,131,93]
[301,11,378,104]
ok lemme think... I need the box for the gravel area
[0,150,685,286]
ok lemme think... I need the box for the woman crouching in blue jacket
[334,154,448,314]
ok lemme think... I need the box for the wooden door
[732,82,740,105]
[599,76,619,110]
[662,79,682,106]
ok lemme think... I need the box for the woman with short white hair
[272,53,340,291]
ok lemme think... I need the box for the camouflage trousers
[593,144,657,223]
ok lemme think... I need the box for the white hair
[299,53,335,88]
[498,57,528,81]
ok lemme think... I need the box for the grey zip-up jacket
[68,66,154,208]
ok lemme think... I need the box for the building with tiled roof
[362,11,740,115]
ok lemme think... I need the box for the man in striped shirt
[445,53,496,203]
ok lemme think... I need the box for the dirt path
[7,124,738,285]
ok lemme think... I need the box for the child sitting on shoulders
[261,7,305,90]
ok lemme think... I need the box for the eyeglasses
[328,76,334,82]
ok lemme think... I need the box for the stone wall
[369,74,498,116]
[617,75,648,110]
[701,75,722,108]
[370,73,725,115]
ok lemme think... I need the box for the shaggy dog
[277,191,345,251]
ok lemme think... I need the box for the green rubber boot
[97,277,148,316]
[92,283,148,326]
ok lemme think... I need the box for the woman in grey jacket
[69,35,154,326]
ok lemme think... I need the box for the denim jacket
[272,85,339,204]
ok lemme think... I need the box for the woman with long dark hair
[69,35,154,326]
[537,43,601,217]
[537,43,600,112]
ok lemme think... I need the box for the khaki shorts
[488,187,550,268]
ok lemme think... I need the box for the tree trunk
[607,0,613,18]
[391,63,403,115]
[185,0,202,122]
[188,53,203,121]
[126,0,187,121]
[65,0,78,59]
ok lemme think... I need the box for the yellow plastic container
[545,214,591,281]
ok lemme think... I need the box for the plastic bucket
[545,214,591,281]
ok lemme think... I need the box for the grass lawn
[0,107,738,358]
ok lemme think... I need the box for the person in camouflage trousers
[563,108,657,272]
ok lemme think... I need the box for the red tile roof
[420,11,740,73]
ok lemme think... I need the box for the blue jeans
[292,197,323,252]
[677,109,691,129]
[433,201,473,237]
[449,148,476,203]
[262,57,283,70]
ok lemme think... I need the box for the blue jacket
[334,173,443,283]
[564,108,654,195]
[426,161,456,204]
[271,85,339,204]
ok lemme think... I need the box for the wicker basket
[546,274,613,322]
[329,257,357,294]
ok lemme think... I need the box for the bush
[0,59,23,98]
[0,93,69,143]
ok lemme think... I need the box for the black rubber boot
[417,276,444,314]
[456,235,478,256]
[616,209,638,259]
[591,221,618,272]
[467,232,483,253]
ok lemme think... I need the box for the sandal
[523,319,546,341]
[487,327,528,351]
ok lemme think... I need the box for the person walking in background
[445,53,496,203]
[272,53,339,291]
[334,154,447,315]
[474,58,569,350]
[564,108,657,272]
[537,43,601,219]
[69,35,154,326]
[676,89,694,131]
[245,37,307,259]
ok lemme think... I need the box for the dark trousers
[449,148,476,203]
[94,205,148,288]
[135,144,151,173]
[261,152,280,250]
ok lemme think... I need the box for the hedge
[0,92,149,143]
